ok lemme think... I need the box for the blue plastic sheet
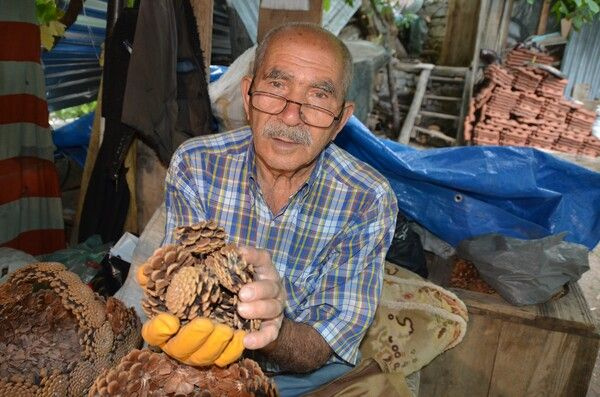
[52,111,94,167]
[334,116,600,250]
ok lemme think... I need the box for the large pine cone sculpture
[89,348,277,396]
[141,220,260,332]
[0,263,142,397]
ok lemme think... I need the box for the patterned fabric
[164,127,398,367]
[360,262,469,375]
[0,0,65,255]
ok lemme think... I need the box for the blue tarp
[335,116,600,250]
[57,66,600,250]
[52,111,94,167]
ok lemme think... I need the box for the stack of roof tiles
[505,46,555,68]
[464,49,599,157]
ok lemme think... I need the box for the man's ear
[331,101,355,141]
[241,76,253,121]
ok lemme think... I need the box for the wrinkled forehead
[256,30,345,92]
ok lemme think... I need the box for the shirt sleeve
[163,146,206,244]
[291,186,398,365]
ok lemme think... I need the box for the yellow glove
[141,312,245,367]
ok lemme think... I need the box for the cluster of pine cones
[89,348,277,397]
[0,220,277,396]
[141,220,260,332]
[0,263,142,397]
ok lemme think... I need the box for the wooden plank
[419,314,501,396]
[456,67,472,144]
[449,287,598,337]
[72,80,104,245]
[424,94,462,102]
[394,62,466,76]
[414,126,457,144]
[478,0,515,56]
[489,322,598,396]
[429,76,464,83]
[257,0,322,42]
[419,110,460,121]
[433,65,469,76]
[439,0,481,66]
[190,0,213,72]
[537,0,551,35]
[123,138,138,235]
[427,256,599,336]
[135,140,167,232]
[398,65,433,144]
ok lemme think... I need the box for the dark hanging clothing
[78,8,138,244]
[79,0,214,244]
[121,0,214,166]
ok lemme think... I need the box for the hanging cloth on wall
[121,0,215,166]
[78,8,138,244]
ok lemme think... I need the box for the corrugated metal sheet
[227,0,361,43]
[561,15,600,100]
[42,0,107,112]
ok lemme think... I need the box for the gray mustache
[263,122,312,146]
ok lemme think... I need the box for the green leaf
[586,0,600,13]
[323,0,331,11]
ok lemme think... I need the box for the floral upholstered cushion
[360,262,468,375]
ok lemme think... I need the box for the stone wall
[421,0,449,62]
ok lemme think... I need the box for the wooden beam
[190,0,213,72]
[430,76,464,83]
[424,94,462,102]
[398,65,433,144]
[440,0,481,66]
[414,126,457,144]
[419,110,460,120]
[537,0,551,35]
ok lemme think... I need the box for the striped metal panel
[42,0,107,111]
[561,15,600,100]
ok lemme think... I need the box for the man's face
[241,30,354,175]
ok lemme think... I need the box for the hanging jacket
[121,0,214,166]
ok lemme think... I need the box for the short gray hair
[252,22,353,99]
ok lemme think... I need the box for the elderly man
[145,22,398,395]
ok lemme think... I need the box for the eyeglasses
[248,90,345,128]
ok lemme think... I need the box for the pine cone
[89,349,278,397]
[141,221,261,332]
[0,263,143,397]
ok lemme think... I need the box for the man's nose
[278,99,303,126]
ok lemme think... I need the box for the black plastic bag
[89,254,131,297]
[457,232,589,306]
[385,213,428,278]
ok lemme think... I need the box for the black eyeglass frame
[247,88,346,129]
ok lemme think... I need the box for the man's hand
[141,312,245,367]
[237,246,286,350]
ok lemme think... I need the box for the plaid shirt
[164,127,398,367]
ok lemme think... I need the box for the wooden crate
[420,257,600,396]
